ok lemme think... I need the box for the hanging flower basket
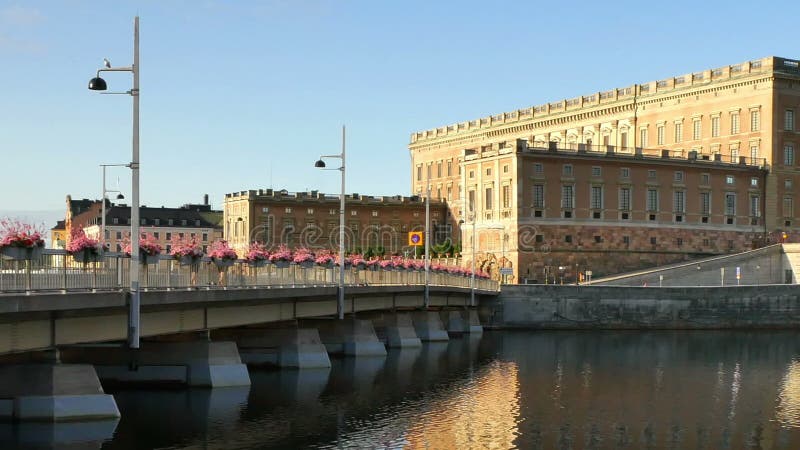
[298,260,314,269]
[0,246,43,261]
[271,260,289,269]
[71,249,103,264]
[212,257,236,268]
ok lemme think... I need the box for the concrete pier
[60,341,251,388]
[215,328,331,369]
[315,320,387,356]
[441,310,469,335]
[0,364,120,422]
[412,311,450,341]
[380,314,422,348]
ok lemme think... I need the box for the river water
[6,330,800,449]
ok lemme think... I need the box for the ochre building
[409,56,800,281]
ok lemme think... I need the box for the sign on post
[408,231,424,246]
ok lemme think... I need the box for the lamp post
[88,16,141,355]
[100,163,127,246]
[315,125,346,320]
[459,216,477,307]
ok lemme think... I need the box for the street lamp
[459,216,477,307]
[100,163,127,246]
[315,125,346,320]
[88,16,141,357]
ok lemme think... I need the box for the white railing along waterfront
[0,250,498,294]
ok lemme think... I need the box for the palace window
[674,171,684,182]
[750,195,761,218]
[657,125,665,145]
[533,185,544,208]
[731,113,740,134]
[673,191,685,213]
[485,187,493,210]
[711,116,720,137]
[700,192,711,215]
[561,185,574,209]
[590,186,603,210]
[592,166,601,177]
[647,189,658,212]
[692,120,701,140]
[621,167,630,178]
[785,144,795,165]
[786,110,795,131]
[534,163,544,174]
[674,122,683,143]
[784,197,794,217]
[619,187,631,211]
[563,164,573,176]
[750,110,760,131]
[640,128,648,148]
[725,193,736,216]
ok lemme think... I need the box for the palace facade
[409,56,800,281]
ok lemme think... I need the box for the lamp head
[116,193,124,200]
[314,159,326,168]
[88,77,107,91]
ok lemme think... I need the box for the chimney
[203,194,209,205]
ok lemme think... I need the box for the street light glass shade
[88,77,107,90]
[314,159,326,168]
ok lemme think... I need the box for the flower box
[71,249,102,264]
[298,260,314,269]
[1,246,43,261]
[178,255,201,266]
[248,259,269,268]
[140,253,160,265]
[213,258,236,268]
[273,260,290,269]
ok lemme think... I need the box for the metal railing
[0,250,499,294]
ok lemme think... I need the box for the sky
[2,0,800,223]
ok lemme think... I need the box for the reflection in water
[11,330,800,449]
[776,359,800,428]
[0,419,118,449]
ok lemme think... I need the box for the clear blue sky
[2,0,799,216]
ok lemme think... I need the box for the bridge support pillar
[380,313,422,348]
[213,328,331,369]
[60,341,250,388]
[314,319,387,357]
[0,363,120,421]
[411,311,450,342]
[440,309,483,335]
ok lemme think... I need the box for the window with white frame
[619,187,631,211]
[731,113,740,134]
[621,167,630,178]
[785,144,795,166]
[590,186,603,209]
[563,164,573,176]
[786,179,793,190]
[726,175,734,185]
[533,185,544,208]
[786,110,795,131]
[647,189,658,211]
[561,185,574,209]
[750,110,760,131]
[640,128,648,148]
[592,166,601,177]
[711,116,720,137]
[700,192,711,215]
[701,173,710,185]
[730,146,739,163]
[657,125,665,145]
[534,163,544,174]
[674,171,684,182]
[692,120,701,140]
[674,122,683,143]
[673,191,685,213]
[648,170,657,179]
[750,195,760,218]
[750,145,759,163]
[725,193,736,216]
[784,197,794,217]
[751,177,759,187]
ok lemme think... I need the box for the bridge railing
[0,250,498,293]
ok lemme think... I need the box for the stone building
[64,195,223,253]
[409,56,800,281]
[223,189,449,257]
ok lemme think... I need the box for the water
[6,330,800,449]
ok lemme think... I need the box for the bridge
[0,250,498,422]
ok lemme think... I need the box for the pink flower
[66,227,102,254]
[245,242,270,262]
[169,235,204,259]
[208,239,238,260]
[0,219,45,249]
